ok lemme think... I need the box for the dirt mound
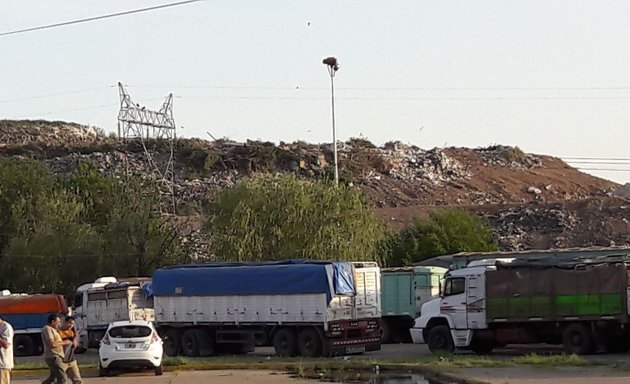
[0,119,626,251]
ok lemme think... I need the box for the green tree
[0,190,101,294]
[389,208,498,266]
[0,158,55,254]
[205,174,387,264]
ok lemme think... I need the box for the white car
[98,320,164,376]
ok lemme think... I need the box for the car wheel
[98,363,108,377]
[155,365,163,376]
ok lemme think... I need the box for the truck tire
[180,329,200,357]
[380,320,392,344]
[194,329,215,356]
[13,335,35,356]
[297,328,324,357]
[562,323,595,355]
[470,341,494,355]
[426,325,455,354]
[273,328,298,357]
[161,328,180,357]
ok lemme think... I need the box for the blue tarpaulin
[151,260,356,302]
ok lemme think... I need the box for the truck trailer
[0,292,70,356]
[412,258,630,354]
[73,277,154,349]
[380,266,446,343]
[151,260,382,357]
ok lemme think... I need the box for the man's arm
[0,328,11,349]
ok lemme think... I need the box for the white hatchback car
[98,320,164,376]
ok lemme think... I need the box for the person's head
[64,316,76,329]
[47,313,61,328]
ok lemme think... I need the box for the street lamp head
[322,57,339,72]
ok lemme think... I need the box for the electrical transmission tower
[117,82,177,214]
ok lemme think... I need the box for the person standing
[0,314,14,384]
[58,316,82,384]
[41,313,70,384]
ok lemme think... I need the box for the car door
[440,277,467,329]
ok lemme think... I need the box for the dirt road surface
[455,366,630,384]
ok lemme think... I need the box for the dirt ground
[454,366,630,384]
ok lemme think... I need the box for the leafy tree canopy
[205,174,388,264]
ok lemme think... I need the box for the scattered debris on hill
[0,119,626,251]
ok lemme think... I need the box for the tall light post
[323,56,339,186]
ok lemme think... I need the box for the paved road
[13,370,316,384]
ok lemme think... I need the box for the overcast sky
[1,1,629,183]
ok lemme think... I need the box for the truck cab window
[444,277,465,296]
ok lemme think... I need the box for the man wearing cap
[0,314,14,384]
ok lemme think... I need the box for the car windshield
[108,325,152,339]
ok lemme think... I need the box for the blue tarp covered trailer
[151,260,356,301]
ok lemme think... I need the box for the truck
[72,277,154,350]
[380,266,446,343]
[0,291,70,356]
[411,258,630,354]
[150,260,382,357]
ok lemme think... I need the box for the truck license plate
[345,346,365,354]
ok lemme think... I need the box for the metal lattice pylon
[117,82,177,213]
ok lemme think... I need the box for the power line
[128,84,630,91]
[0,0,204,38]
[0,86,114,104]
[565,161,630,165]
[576,168,630,172]
[562,157,630,161]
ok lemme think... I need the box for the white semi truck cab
[410,265,492,354]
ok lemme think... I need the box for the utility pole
[323,57,340,186]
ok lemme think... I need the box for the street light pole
[323,57,339,186]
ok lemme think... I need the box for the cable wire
[0,0,204,37]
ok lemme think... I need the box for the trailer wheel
[273,328,298,357]
[562,323,595,355]
[426,325,455,354]
[470,341,494,355]
[194,329,215,356]
[380,320,392,344]
[180,329,200,357]
[161,328,180,357]
[13,335,35,356]
[298,328,324,357]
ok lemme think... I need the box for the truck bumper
[328,336,381,356]
[410,327,425,344]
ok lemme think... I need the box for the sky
[1,1,629,183]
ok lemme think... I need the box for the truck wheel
[194,329,215,356]
[470,341,494,355]
[562,323,595,355]
[13,335,35,356]
[161,328,180,356]
[297,328,324,357]
[381,320,392,344]
[273,328,298,357]
[180,329,200,356]
[426,325,455,354]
